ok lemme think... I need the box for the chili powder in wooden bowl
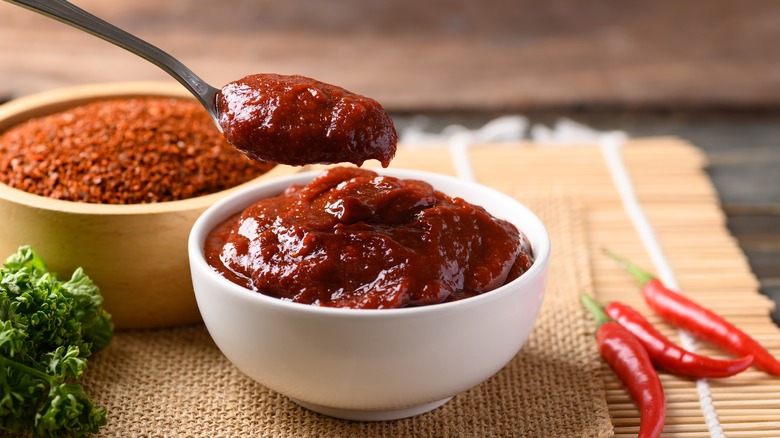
[0,95,275,204]
[0,82,300,328]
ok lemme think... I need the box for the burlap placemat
[83,194,613,437]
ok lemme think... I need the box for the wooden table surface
[1,0,778,321]
[1,0,780,110]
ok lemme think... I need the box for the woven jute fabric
[82,194,613,437]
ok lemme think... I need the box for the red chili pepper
[605,301,753,378]
[606,250,780,376]
[582,294,666,438]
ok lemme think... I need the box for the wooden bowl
[0,82,300,328]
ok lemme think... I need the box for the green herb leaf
[0,246,113,436]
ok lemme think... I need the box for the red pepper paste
[0,97,274,204]
[204,166,534,309]
[216,74,397,167]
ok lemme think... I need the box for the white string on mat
[599,132,725,438]
[446,116,528,182]
[448,132,476,182]
[398,115,527,182]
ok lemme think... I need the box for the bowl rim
[189,167,551,318]
[0,81,299,215]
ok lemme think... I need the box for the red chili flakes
[0,97,275,204]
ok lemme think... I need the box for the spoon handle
[5,0,220,121]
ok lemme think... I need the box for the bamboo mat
[401,137,779,437]
[78,137,780,437]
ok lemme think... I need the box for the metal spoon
[5,0,400,167]
[4,0,221,126]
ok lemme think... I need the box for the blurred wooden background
[1,0,779,110]
[1,0,779,321]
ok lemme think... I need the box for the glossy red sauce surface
[216,74,397,167]
[204,167,534,309]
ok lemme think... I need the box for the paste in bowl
[204,167,533,308]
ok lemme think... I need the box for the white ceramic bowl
[188,169,551,421]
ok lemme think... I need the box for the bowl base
[290,397,453,421]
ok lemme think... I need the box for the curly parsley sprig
[0,246,113,437]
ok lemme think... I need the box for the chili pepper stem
[580,294,611,328]
[603,249,655,287]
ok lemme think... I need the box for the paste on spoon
[216,74,397,167]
